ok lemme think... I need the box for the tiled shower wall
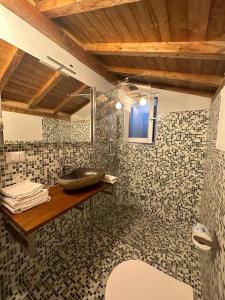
[0,93,209,299]
[200,94,225,300]
[95,95,209,224]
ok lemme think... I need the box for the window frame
[123,96,158,145]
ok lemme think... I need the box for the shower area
[89,76,208,299]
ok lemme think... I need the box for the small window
[124,96,158,144]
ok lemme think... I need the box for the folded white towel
[2,196,51,214]
[2,189,49,208]
[1,180,44,199]
[3,194,49,210]
[102,174,118,184]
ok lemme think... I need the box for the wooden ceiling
[34,0,225,98]
[0,39,90,120]
[1,0,225,112]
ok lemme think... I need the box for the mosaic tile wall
[71,120,91,143]
[42,118,91,143]
[94,95,209,224]
[0,142,93,299]
[200,94,225,300]
[91,96,210,298]
[0,93,210,299]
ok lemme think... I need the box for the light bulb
[115,102,122,110]
[139,97,147,106]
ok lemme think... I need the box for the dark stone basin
[58,167,105,191]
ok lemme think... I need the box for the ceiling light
[115,102,122,110]
[139,97,147,106]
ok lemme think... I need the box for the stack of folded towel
[1,180,51,214]
[102,174,118,184]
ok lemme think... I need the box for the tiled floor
[9,194,203,299]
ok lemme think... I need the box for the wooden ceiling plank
[91,10,120,42]
[104,7,133,42]
[83,41,225,60]
[75,13,107,42]
[206,0,225,40]
[28,70,62,108]
[56,17,90,43]
[115,4,144,42]
[107,66,224,87]
[54,83,86,113]
[36,0,141,18]
[130,0,158,42]
[166,0,188,42]
[0,47,24,91]
[148,0,171,41]
[0,0,116,82]
[187,0,211,41]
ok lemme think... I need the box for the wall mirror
[0,39,95,145]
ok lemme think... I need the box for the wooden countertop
[1,182,110,234]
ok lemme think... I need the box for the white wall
[216,86,225,151]
[71,103,91,121]
[153,89,211,113]
[115,86,211,113]
[2,111,43,142]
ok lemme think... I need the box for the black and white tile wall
[42,118,91,143]
[0,93,210,299]
[200,94,225,300]
[71,120,91,143]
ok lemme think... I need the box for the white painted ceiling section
[0,5,113,92]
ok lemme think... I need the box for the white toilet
[105,260,193,300]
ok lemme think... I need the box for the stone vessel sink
[58,167,105,191]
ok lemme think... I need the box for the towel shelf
[1,182,113,256]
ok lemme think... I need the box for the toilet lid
[105,260,193,300]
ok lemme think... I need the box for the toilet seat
[105,260,193,300]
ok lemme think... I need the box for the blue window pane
[129,102,149,138]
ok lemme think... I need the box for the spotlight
[139,97,147,106]
[115,102,122,110]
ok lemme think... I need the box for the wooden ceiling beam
[28,71,62,108]
[150,84,214,99]
[107,66,223,87]
[0,0,116,82]
[0,47,24,91]
[36,0,140,18]
[2,99,71,120]
[83,41,225,60]
[54,83,86,113]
